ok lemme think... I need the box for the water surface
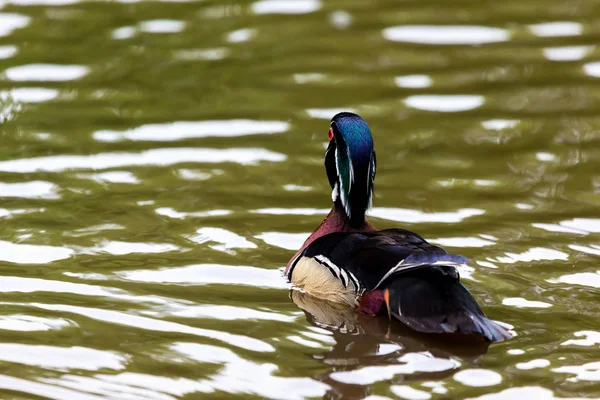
[1,0,600,399]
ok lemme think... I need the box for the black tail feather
[382,268,511,343]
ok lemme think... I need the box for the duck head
[325,112,376,227]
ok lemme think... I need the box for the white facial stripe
[367,154,375,210]
[331,181,339,202]
[346,146,354,186]
[334,147,351,218]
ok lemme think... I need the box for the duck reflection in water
[291,290,493,400]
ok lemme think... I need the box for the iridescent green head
[325,112,376,226]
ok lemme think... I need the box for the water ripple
[0,242,73,264]
[404,95,484,112]
[0,315,72,331]
[383,25,508,44]
[0,344,127,370]
[331,352,459,385]
[251,0,321,14]
[28,303,276,352]
[93,120,289,142]
[0,13,30,37]
[5,64,88,81]
[0,180,57,198]
[0,148,286,172]
[172,342,330,399]
[118,264,287,289]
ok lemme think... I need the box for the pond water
[1,0,600,399]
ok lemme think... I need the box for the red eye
[328,128,334,141]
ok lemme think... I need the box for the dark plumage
[286,112,510,343]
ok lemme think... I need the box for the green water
[1,0,600,399]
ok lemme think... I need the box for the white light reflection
[186,227,257,252]
[383,25,508,44]
[370,207,484,223]
[172,342,330,399]
[81,171,140,184]
[1,0,79,4]
[1,88,59,103]
[553,362,600,382]
[0,13,30,37]
[454,369,502,387]
[391,385,431,400]
[329,10,352,29]
[395,74,432,88]
[0,147,286,172]
[155,207,231,219]
[0,375,107,400]
[421,381,448,395]
[562,331,600,347]
[0,207,42,219]
[111,26,135,40]
[517,359,550,370]
[174,48,229,61]
[293,73,325,84]
[0,241,73,264]
[0,180,57,198]
[584,61,600,77]
[254,207,485,223]
[529,22,582,37]
[140,19,185,34]
[90,241,179,256]
[28,303,275,352]
[286,335,325,348]
[466,386,598,400]
[548,272,600,288]
[0,315,71,331]
[252,0,321,14]
[166,305,296,322]
[118,264,288,289]
[405,95,484,112]
[306,108,355,119]
[92,120,289,142]
[252,208,328,215]
[227,28,256,43]
[0,344,127,370]
[543,46,592,61]
[331,352,459,385]
[283,184,311,191]
[493,247,568,264]
[430,236,494,248]
[481,119,518,130]
[532,223,586,235]
[5,64,88,81]
[0,45,17,59]
[502,297,552,308]
[536,152,556,161]
[177,168,216,180]
[43,372,210,399]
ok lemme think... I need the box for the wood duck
[285,112,510,343]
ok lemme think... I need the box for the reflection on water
[0,147,286,172]
[93,120,290,142]
[5,64,88,81]
[1,0,600,399]
[383,25,509,44]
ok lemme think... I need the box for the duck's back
[286,229,510,342]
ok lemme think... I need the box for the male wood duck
[285,112,510,343]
